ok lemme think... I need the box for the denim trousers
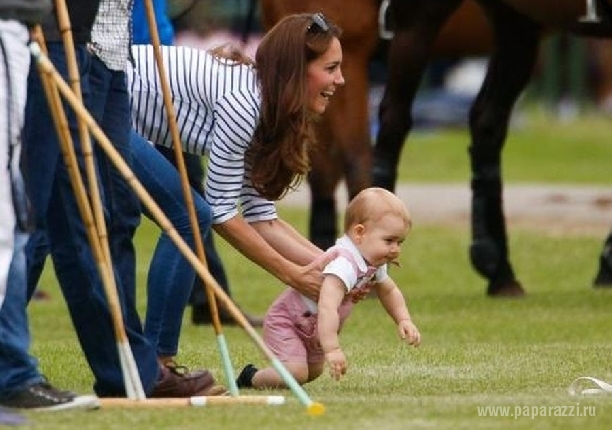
[0,21,42,398]
[22,43,158,397]
[26,132,216,358]
[0,231,40,399]
[153,145,232,308]
[129,131,212,356]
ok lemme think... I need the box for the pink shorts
[263,288,353,364]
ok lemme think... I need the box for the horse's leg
[593,232,612,286]
[308,122,344,250]
[373,0,464,191]
[468,1,540,296]
[339,53,375,198]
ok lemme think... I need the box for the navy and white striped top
[127,44,277,225]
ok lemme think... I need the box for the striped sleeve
[128,44,213,155]
[205,90,276,223]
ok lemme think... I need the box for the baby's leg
[251,361,310,389]
[307,362,325,383]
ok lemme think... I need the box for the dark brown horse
[259,0,493,246]
[260,0,612,296]
[372,0,612,296]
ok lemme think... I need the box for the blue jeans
[0,230,42,398]
[129,132,212,356]
[152,145,232,308]
[26,133,217,358]
[22,44,158,396]
[0,21,42,398]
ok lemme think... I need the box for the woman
[127,13,346,364]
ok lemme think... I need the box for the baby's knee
[307,362,325,382]
[284,363,310,385]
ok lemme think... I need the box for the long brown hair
[246,13,341,200]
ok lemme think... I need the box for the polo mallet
[580,0,601,23]
[143,0,238,395]
[100,395,286,408]
[29,42,324,415]
[30,24,145,399]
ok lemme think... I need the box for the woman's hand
[347,282,373,303]
[290,249,339,301]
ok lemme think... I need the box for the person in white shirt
[235,187,421,388]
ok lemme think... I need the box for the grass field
[398,107,612,184]
[22,111,612,429]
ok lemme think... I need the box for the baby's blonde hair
[344,187,412,232]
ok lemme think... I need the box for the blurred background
[164,0,612,132]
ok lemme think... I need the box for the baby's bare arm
[318,276,349,379]
[376,278,421,346]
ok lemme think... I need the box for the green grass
[398,107,612,184]
[23,111,612,428]
[27,212,612,429]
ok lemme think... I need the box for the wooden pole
[100,395,286,408]
[28,43,325,415]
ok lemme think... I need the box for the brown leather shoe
[150,363,227,398]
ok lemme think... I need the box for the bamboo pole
[29,41,325,415]
[100,395,286,408]
[51,0,146,399]
[142,0,239,395]
[30,27,145,400]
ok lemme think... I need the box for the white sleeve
[322,257,358,292]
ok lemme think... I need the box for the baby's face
[355,214,409,267]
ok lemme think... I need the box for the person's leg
[237,361,310,389]
[25,229,50,302]
[23,44,159,396]
[84,55,224,397]
[0,228,42,395]
[1,27,98,410]
[306,362,325,383]
[237,290,309,388]
[153,145,262,326]
[88,58,144,338]
[0,22,40,396]
[153,144,232,302]
[190,231,233,320]
[130,131,211,359]
[1,228,99,410]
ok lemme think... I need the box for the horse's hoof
[593,260,612,287]
[487,281,525,298]
[593,274,612,287]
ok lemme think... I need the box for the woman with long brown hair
[126,13,346,365]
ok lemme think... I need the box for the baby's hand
[325,348,347,380]
[398,319,421,347]
[347,282,372,303]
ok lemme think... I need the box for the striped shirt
[126,44,277,225]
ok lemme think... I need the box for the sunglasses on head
[307,12,330,33]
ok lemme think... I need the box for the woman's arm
[213,215,330,299]
[250,217,322,265]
